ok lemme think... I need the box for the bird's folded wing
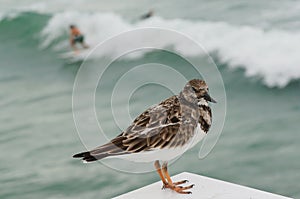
[90,96,183,157]
[122,95,183,148]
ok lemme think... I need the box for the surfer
[140,10,154,20]
[69,24,89,52]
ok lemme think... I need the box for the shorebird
[73,79,216,194]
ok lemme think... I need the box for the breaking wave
[1,9,299,88]
[40,11,300,87]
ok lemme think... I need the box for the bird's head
[182,79,217,105]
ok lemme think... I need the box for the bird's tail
[73,151,109,162]
[73,137,128,163]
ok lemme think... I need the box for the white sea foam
[39,11,300,87]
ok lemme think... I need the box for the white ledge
[114,172,292,199]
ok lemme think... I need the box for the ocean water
[0,0,300,198]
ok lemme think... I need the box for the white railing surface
[114,172,292,199]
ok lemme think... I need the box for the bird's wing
[120,95,182,150]
[73,95,184,162]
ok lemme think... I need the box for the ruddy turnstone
[73,79,216,194]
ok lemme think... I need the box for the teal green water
[0,9,300,199]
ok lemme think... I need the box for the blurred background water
[0,0,299,198]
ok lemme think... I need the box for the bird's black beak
[204,93,217,103]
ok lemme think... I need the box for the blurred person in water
[140,9,154,20]
[69,24,89,52]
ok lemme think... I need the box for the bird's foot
[162,179,189,188]
[173,179,189,185]
[162,180,194,194]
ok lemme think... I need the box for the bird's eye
[192,87,197,93]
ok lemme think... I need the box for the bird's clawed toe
[161,180,194,194]
[173,179,189,185]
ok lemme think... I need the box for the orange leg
[154,160,168,187]
[154,161,194,194]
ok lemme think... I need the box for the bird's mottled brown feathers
[118,95,182,152]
